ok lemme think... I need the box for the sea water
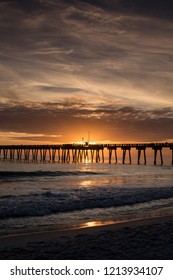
[0,159,173,233]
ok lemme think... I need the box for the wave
[0,170,104,180]
[1,187,173,219]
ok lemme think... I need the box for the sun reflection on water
[80,220,115,228]
[80,180,93,188]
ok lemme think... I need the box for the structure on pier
[0,143,173,165]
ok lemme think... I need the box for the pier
[0,143,173,165]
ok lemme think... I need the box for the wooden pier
[0,143,173,165]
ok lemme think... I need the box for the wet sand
[0,212,173,260]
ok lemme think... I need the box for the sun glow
[73,141,97,145]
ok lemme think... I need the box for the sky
[0,0,173,144]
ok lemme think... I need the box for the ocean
[0,158,173,234]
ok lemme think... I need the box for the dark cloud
[78,0,173,19]
[2,0,43,13]
[0,102,173,142]
[4,0,173,19]
[37,86,82,93]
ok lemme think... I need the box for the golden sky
[0,0,173,144]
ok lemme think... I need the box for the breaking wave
[1,187,173,219]
[0,170,104,181]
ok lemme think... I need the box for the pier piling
[121,146,131,164]
[136,146,146,165]
[152,146,163,165]
[108,145,117,164]
[170,145,173,165]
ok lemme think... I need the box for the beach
[1,212,173,260]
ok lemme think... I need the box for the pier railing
[0,143,173,165]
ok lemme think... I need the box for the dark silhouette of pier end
[0,143,173,165]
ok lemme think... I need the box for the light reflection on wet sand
[1,207,173,242]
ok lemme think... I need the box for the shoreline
[0,213,173,238]
[1,205,173,239]
[1,210,173,259]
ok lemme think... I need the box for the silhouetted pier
[0,143,173,165]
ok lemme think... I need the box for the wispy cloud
[0,0,173,142]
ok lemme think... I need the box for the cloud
[1,102,173,142]
[0,131,62,143]
[78,0,173,20]
[0,0,173,142]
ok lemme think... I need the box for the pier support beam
[121,146,131,164]
[48,148,51,161]
[108,145,117,164]
[108,149,112,164]
[3,149,8,160]
[170,146,173,165]
[95,149,100,163]
[85,149,89,162]
[72,149,77,163]
[17,149,22,160]
[79,149,83,162]
[52,148,60,162]
[32,149,38,161]
[10,149,15,160]
[61,149,66,163]
[91,149,94,163]
[136,146,146,165]
[52,149,56,162]
[66,149,70,163]
[102,148,104,163]
[152,147,163,165]
[24,149,30,161]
